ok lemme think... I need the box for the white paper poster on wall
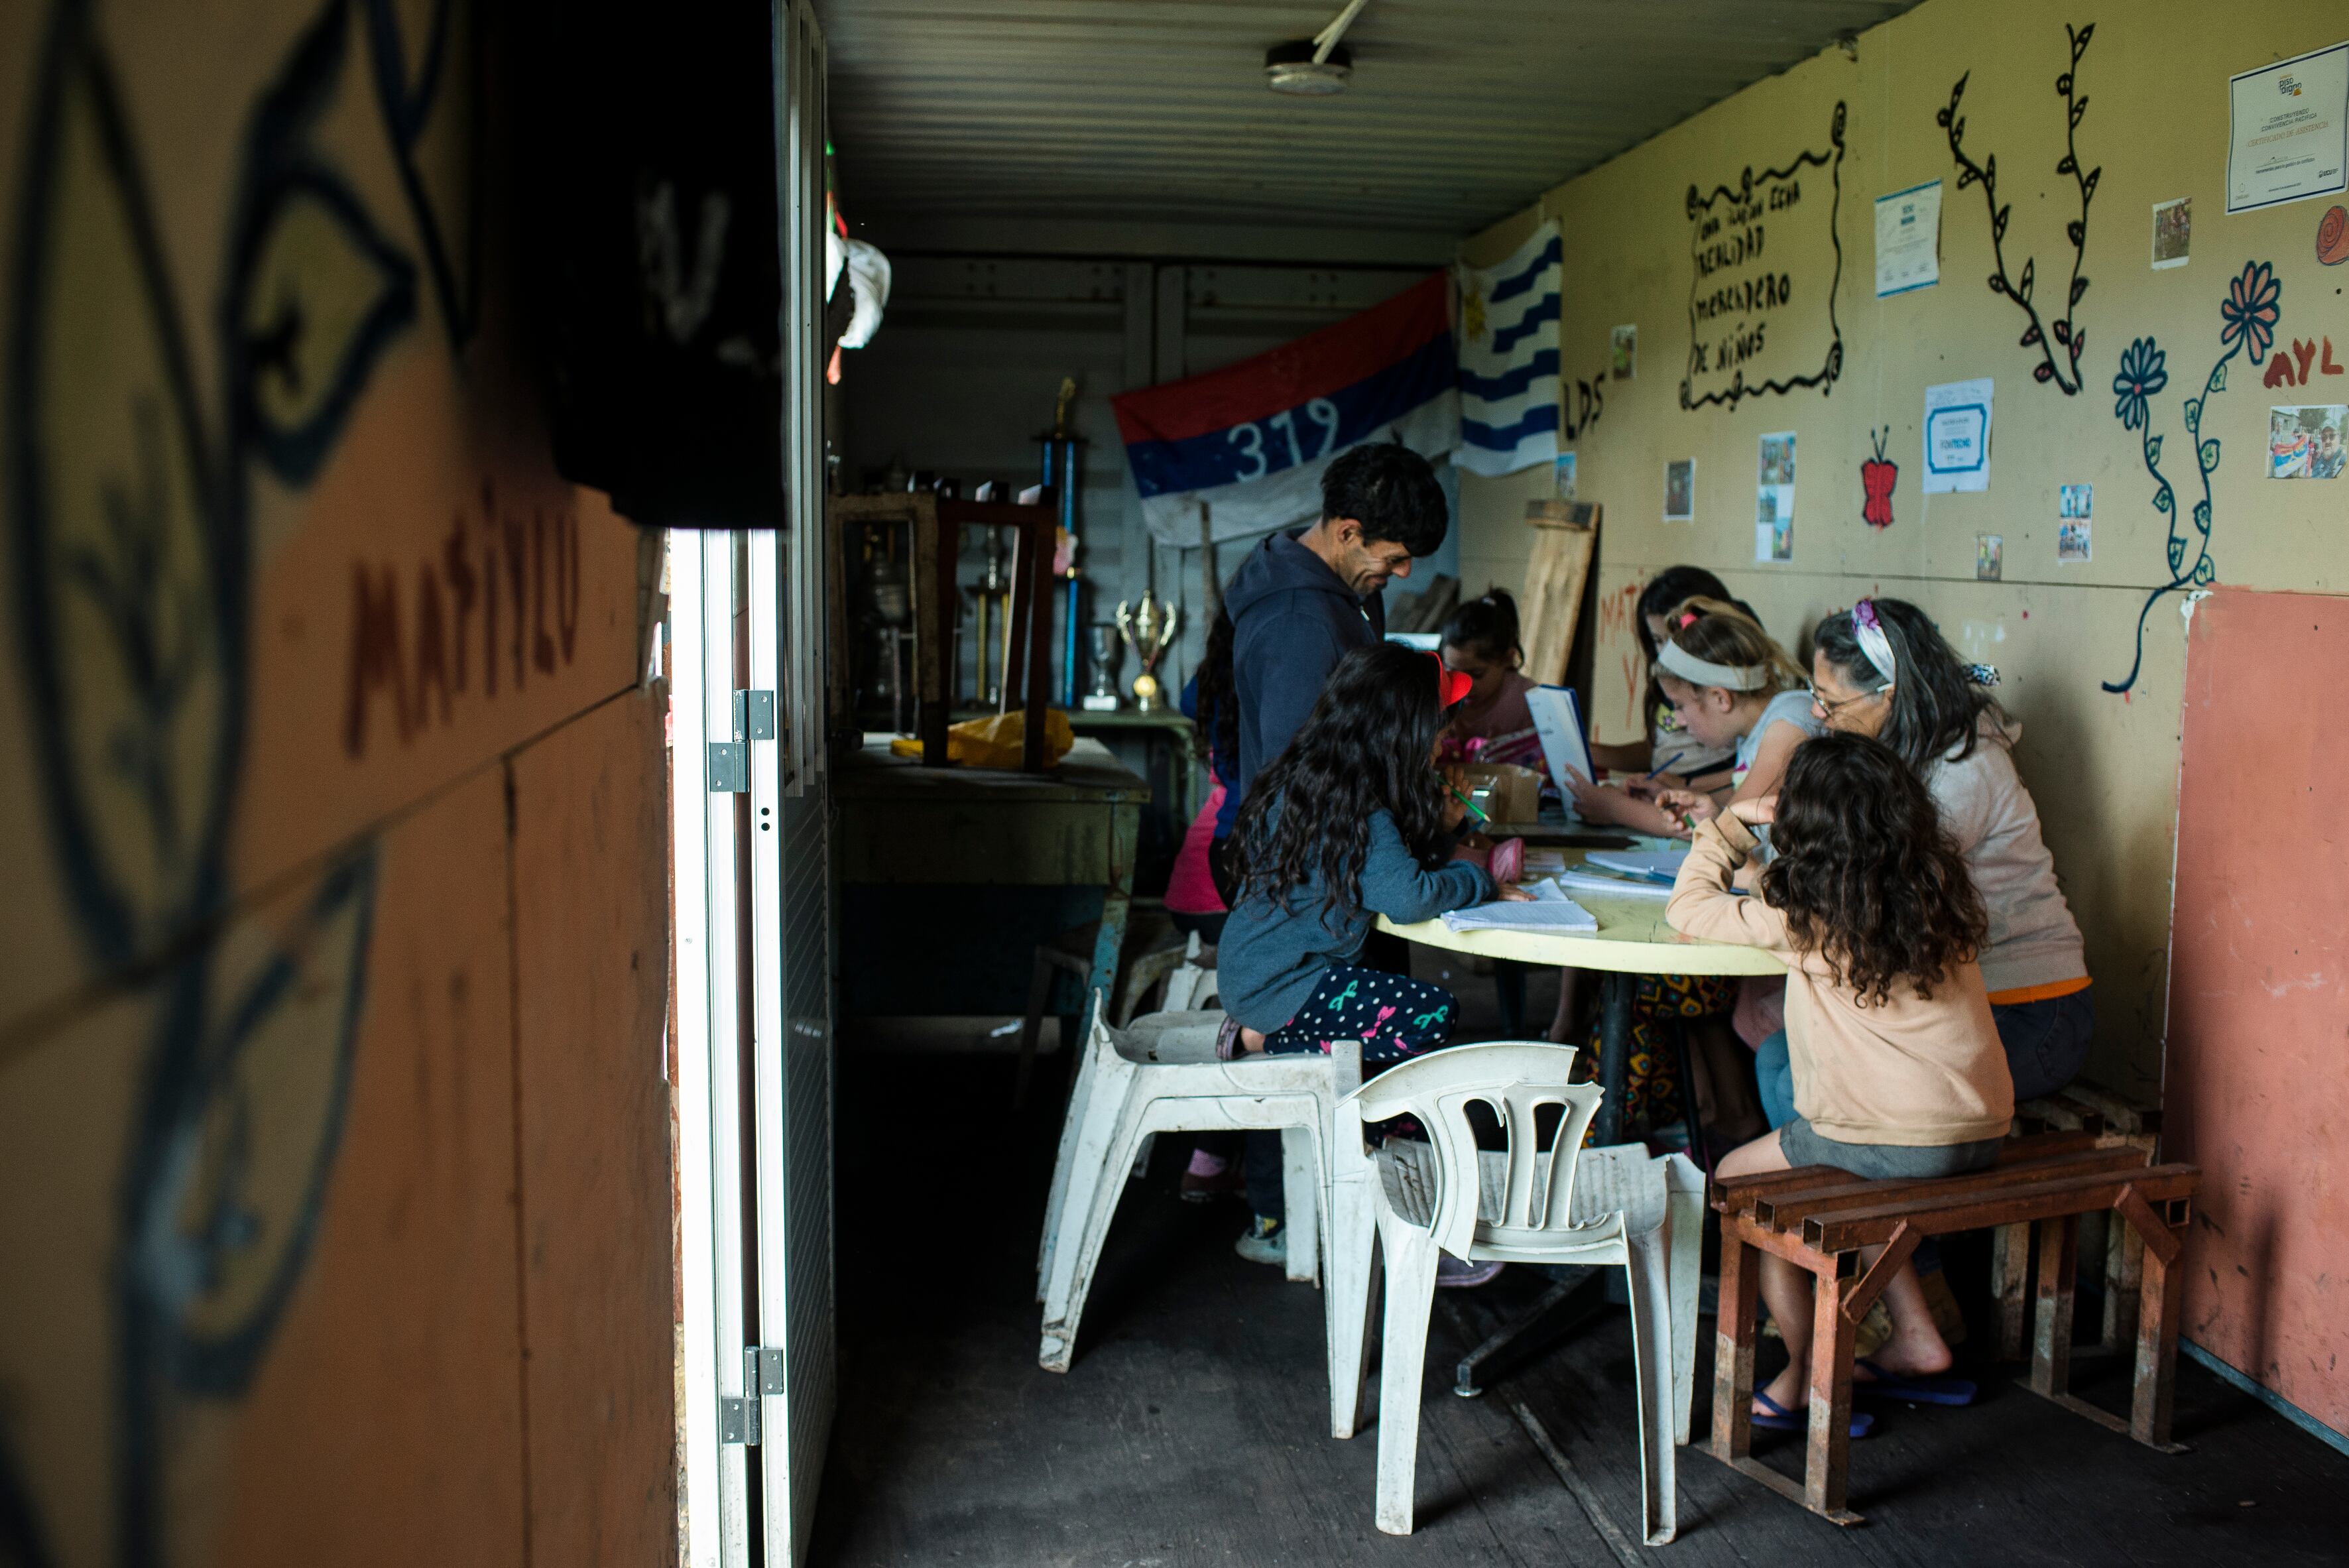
[1923,379,1994,494]
[1874,180,1942,297]
[2226,42,2349,214]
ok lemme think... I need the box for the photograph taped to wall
[2058,521,2092,562]
[2059,483,2093,519]
[1976,533,2004,580]
[1555,451,1577,499]
[1611,323,1638,380]
[1875,180,1943,296]
[1923,377,1994,493]
[2227,42,2349,214]
[2269,404,2347,477]
[1756,432,1795,561]
[2151,197,2192,269]
[1664,457,1695,520]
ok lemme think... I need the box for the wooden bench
[1707,1131,2201,1525]
[2000,1082,2161,1359]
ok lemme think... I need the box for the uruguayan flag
[1455,221,1561,477]
[1112,274,1458,546]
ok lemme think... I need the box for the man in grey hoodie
[1214,442,1449,897]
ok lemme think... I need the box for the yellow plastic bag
[888,707,1075,769]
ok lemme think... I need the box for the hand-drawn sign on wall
[1681,101,1847,412]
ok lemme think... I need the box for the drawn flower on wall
[2218,260,2279,364]
[2102,259,2281,695]
[2111,337,2167,432]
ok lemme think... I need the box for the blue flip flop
[1854,1358,1977,1406]
[1751,1392,1874,1439]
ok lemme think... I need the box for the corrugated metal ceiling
[815,1,1924,238]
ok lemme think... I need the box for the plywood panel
[2167,588,2348,1438]
[509,693,678,1566]
[212,770,527,1565]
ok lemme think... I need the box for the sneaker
[1178,1150,1242,1204]
[1233,1214,1285,1266]
[1437,1256,1505,1288]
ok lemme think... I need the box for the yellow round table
[1378,847,1786,1148]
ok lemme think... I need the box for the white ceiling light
[1265,0,1370,95]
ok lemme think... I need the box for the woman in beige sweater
[1669,732,2014,1433]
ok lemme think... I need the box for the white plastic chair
[1036,1009,1369,1433]
[1159,932,1217,1012]
[1331,1042,1702,1543]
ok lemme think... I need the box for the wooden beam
[1839,1222,1918,1328]
[1801,1166,2201,1253]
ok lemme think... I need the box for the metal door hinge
[736,689,776,739]
[707,742,747,793]
[720,1347,784,1445]
[719,1394,759,1445]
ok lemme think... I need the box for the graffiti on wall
[1937,24,2098,396]
[2102,261,2283,695]
[5,0,475,1560]
[345,483,584,756]
[1679,101,1846,412]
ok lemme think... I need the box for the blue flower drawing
[2111,337,2167,432]
[2103,261,2279,695]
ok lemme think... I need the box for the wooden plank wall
[0,2,680,1562]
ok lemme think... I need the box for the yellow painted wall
[0,1,678,1562]
[1459,0,2349,1100]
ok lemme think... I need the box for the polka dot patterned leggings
[1262,965,1461,1066]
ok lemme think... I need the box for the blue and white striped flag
[1455,221,1561,477]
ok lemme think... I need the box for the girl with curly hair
[1217,642,1532,1267]
[1668,731,2014,1433]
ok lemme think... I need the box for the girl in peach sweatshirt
[1667,731,2014,1432]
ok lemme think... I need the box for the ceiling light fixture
[1265,0,1370,95]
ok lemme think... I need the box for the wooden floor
[813,983,2347,1567]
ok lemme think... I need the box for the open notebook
[1441,878,1600,934]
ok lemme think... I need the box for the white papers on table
[1526,684,1595,805]
[1443,880,1600,934]
[1585,848,1689,884]
[1521,847,1570,879]
[1555,869,1673,902]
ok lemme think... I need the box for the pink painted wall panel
[2168,587,2348,1436]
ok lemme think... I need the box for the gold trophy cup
[1114,596,1181,713]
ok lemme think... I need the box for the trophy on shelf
[1081,625,1123,711]
[1115,596,1180,713]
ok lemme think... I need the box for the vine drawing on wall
[1939,23,2098,394]
[2102,261,2282,695]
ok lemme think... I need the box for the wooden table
[835,737,1146,1050]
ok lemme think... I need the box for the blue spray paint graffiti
[6,0,475,1559]
[2101,261,2282,695]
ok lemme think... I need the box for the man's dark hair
[1321,441,1447,557]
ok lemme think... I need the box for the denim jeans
[1752,983,2096,1130]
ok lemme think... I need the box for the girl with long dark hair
[1673,732,2014,1431]
[1437,588,1543,771]
[1805,598,2092,1104]
[1222,642,1524,1057]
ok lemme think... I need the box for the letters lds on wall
[1681,101,1847,412]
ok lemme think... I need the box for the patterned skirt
[1584,973,1738,1137]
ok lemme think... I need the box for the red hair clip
[1430,653,1475,707]
[1675,609,1701,629]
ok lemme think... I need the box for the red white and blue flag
[1111,274,1459,545]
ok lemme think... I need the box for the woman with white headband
[1612,597,1824,829]
[1559,597,1818,1142]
